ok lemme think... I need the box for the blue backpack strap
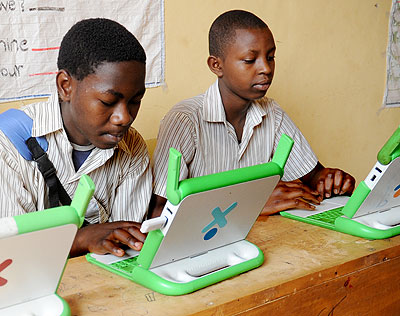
[0,109,74,208]
[0,108,48,160]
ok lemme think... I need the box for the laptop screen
[0,224,76,309]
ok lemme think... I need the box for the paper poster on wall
[0,0,165,102]
[384,0,400,108]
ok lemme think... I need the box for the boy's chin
[249,91,268,101]
[91,140,117,150]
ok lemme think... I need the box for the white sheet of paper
[0,0,165,102]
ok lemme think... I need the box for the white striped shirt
[0,93,152,223]
[153,80,318,198]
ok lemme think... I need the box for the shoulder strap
[26,137,72,207]
[0,109,71,208]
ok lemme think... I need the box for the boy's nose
[259,59,273,75]
[110,103,133,126]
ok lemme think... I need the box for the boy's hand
[301,162,355,199]
[315,168,355,198]
[70,221,146,257]
[261,179,322,215]
[308,167,355,199]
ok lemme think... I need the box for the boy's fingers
[126,226,146,243]
[340,176,354,195]
[262,198,316,215]
[285,188,321,204]
[291,199,317,210]
[112,228,144,250]
[333,170,344,195]
[281,198,317,211]
[279,180,319,196]
[101,239,125,257]
[316,180,325,198]
[324,173,333,198]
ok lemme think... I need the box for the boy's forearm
[70,228,89,257]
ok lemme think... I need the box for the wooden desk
[58,216,400,315]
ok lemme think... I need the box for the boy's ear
[207,55,223,78]
[56,69,74,102]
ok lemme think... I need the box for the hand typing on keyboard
[301,162,355,199]
[261,179,322,215]
[261,162,355,216]
[70,221,146,257]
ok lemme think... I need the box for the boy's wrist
[70,227,90,257]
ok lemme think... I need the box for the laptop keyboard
[110,257,138,274]
[307,207,344,224]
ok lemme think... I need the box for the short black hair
[209,10,268,59]
[57,18,146,80]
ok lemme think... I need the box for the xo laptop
[87,134,294,296]
[281,126,400,239]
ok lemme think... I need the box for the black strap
[25,137,90,226]
[26,137,72,207]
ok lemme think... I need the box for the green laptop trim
[377,125,400,165]
[86,134,294,296]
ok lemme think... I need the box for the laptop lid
[341,126,400,224]
[0,223,77,309]
[0,174,94,311]
[150,174,281,268]
[349,157,400,220]
[147,134,294,269]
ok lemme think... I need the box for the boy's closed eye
[243,59,255,64]
[100,99,116,106]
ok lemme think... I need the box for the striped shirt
[0,93,152,223]
[153,80,318,198]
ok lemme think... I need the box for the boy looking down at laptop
[151,10,355,218]
[0,18,151,257]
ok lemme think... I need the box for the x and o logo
[201,202,237,240]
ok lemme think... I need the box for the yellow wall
[1,0,398,183]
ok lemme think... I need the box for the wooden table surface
[58,215,400,316]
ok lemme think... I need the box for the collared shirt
[153,80,318,198]
[0,93,152,223]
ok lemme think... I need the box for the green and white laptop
[281,126,400,240]
[0,175,95,316]
[86,134,294,296]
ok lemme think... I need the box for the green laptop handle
[71,174,96,227]
[166,134,294,206]
[377,125,400,165]
[271,134,294,169]
[166,147,182,206]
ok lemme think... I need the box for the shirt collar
[31,92,64,137]
[202,80,268,124]
[202,80,227,123]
